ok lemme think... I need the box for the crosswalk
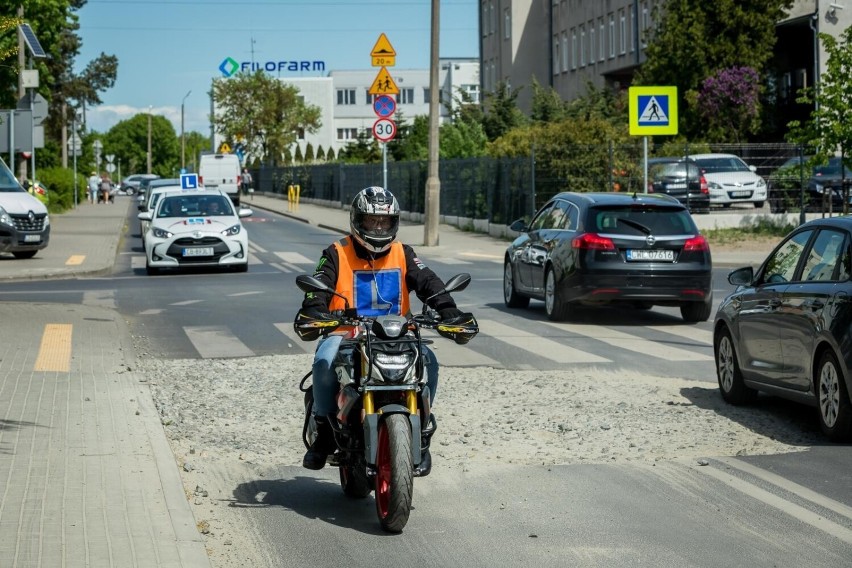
[154,312,716,375]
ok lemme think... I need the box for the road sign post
[629,86,678,193]
[369,34,398,190]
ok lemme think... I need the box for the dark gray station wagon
[503,192,713,322]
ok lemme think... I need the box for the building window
[336,89,356,105]
[561,31,569,72]
[503,8,510,40]
[365,90,375,105]
[619,11,626,55]
[482,1,488,36]
[395,87,414,104]
[571,29,577,70]
[297,128,305,140]
[641,2,649,48]
[589,23,595,64]
[490,1,496,35]
[580,26,585,67]
[609,15,615,58]
[599,19,605,62]
[553,35,560,75]
[336,128,358,140]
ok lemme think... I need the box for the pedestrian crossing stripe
[629,86,678,135]
[638,96,669,124]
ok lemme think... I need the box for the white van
[199,153,241,206]
[0,157,50,258]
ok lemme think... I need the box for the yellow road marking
[66,255,85,266]
[34,324,72,372]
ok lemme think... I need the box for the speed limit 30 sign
[372,118,397,142]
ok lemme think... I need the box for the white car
[139,183,182,244]
[688,153,768,208]
[138,189,252,275]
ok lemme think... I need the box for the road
[0,201,850,567]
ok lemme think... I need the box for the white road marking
[479,319,610,363]
[131,256,146,269]
[274,323,308,351]
[138,309,164,315]
[229,291,264,297]
[184,326,255,358]
[430,258,472,265]
[170,300,204,306]
[543,321,712,361]
[250,242,268,254]
[274,252,314,264]
[270,263,291,273]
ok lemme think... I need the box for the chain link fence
[253,142,848,225]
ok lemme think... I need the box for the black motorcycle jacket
[301,236,458,314]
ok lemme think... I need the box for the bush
[37,167,87,213]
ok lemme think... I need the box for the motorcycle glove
[438,307,464,321]
[294,308,340,341]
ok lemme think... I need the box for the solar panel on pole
[19,24,47,59]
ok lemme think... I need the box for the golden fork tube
[405,390,417,414]
[363,391,375,414]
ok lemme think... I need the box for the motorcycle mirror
[295,274,351,310]
[423,273,471,306]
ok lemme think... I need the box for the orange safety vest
[329,237,410,316]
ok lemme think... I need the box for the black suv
[647,157,710,213]
[503,192,713,322]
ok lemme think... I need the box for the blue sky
[74,0,479,136]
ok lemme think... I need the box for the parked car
[767,155,852,213]
[137,178,181,212]
[646,157,710,213]
[0,158,50,259]
[137,189,252,275]
[688,153,768,208]
[714,216,852,441]
[22,179,49,206]
[199,153,241,206]
[138,182,182,243]
[120,174,159,196]
[503,191,713,322]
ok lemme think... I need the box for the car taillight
[683,235,709,252]
[573,233,616,250]
[198,176,204,185]
[700,176,709,194]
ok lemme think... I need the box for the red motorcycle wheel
[374,414,413,533]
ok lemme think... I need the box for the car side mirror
[727,266,754,287]
[238,208,253,218]
[510,219,528,233]
[749,165,757,173]
[138,211,153,221]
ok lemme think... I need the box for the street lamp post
[181,90,191,171]
[147,105,152,174]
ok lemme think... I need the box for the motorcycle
[294,273,478,532]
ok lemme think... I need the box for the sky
[74,0,479,136]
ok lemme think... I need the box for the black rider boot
[303,415,336,470]
[414,414,437,477]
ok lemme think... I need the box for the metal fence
[254,141,845,223]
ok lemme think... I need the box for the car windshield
[0,159,26,193]
[589,206,696,236]
[157,195,233,218]
[693,157,750,173]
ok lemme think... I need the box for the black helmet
[350,186,400,253]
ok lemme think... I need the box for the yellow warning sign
[368,67,399,95]
[371,33,396,67]
[218,142,232,154]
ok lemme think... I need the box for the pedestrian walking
[98,172,113,204]
[87,171,100,204]
[240,168,253,195]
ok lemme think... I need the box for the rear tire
[753,201,764,209]
[503,262,529,309]
[816,350,852,442]
[715,327,757,404]
[12,250,37,259]
[544,268,571,321]
[374,414,413,533]
[681,293,712,323]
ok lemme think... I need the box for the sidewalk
[0,192,784,567]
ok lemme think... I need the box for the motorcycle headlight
[0,206,11,226]
[372,351,416,383]
[221,224,241,236]
[152,227,173,239]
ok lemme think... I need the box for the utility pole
[181,90,191,170]
[147,105,152,174]
[423,0,440,246]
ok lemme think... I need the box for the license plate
[729,190,752,197]
[627,249,674,261]
[23,234,41,243]
[182,247,214,257]
[667,183,687,189]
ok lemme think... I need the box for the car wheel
[12,250,37,259]
[816,350,852,442]
[503,262,529,309]
[234,262,249,273]
[715,327,758,405]
[633,301,653,310]
[753,201,764,208]
[544,268,571,321]
[680,293,713,323]
[145,261,159,276]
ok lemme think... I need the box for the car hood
[157,217,239,233]
[0,191,49,214]
[700,170,763,185]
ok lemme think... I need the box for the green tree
[102,113,179,176]
[294,144,303,163]
[340,129,381,163]
[388,113,428,162]
[304,142,314,162]
[530,78,566,123]
[326,147,336,161]
[636,0,793,138]
[212,70,321,165]
[482,81,526,141]
[316,145,325,161]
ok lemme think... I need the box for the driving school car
[137,189,251,275]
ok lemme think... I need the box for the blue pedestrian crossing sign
[629,86,678,135]
[180,173,200,190]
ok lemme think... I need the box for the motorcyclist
[295,186,466,476]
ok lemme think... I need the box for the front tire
[12,250,37,259]
[375,414,413,533]
[715,327,757,404]
[146,261,159,276]
[503,261,529,309]
[544,268,571,321]
[816,350,852,442]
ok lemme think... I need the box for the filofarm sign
[218,57,326,77]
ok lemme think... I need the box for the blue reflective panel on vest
[353,269,402,316]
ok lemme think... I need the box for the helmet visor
[354,213,399,240]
